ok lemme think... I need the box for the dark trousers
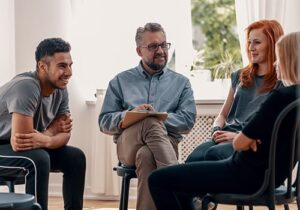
[0,143,86,210]
[148,159,262,210]
[186,140,234,162]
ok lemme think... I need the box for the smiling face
[136,31,168,75]
[38,52,73,96]
[248,28,269,66]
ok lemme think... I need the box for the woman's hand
[212,131,237,144]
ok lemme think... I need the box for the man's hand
[132,104,154,111]
[11,130,50,151]
[212,131,238,144]
[45,113,73,136]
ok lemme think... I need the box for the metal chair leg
[236,205,244,210]
[283,203,290,210]
[119,176,126,210]
[201,196,212,210]
[297,197,300,210]
[120,174,131,210]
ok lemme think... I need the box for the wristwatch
[211,126,222,136]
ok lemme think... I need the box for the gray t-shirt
[222,69,281,132]
[0,71,69,140]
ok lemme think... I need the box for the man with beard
[0,38,86,210]
[99,22,196,210]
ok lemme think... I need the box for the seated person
[148,31,300,210]
[186,19,284,162]
[98,22,196,210]
[0,38,86,210]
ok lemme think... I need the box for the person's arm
[164,80,197,134]
[233,89,286,153]
[232,131,260,152]
[211,76,239,142]
[210,86,236,143]
[99,80,127,135]
[213,86,234,129]
[11,113,71,151]
[212,70,240,134]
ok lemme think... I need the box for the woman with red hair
[186,20,284,162]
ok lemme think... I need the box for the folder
[121,110,168,129]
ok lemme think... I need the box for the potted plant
[190,49,212,81]
[212,52,239,80]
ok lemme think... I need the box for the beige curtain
[91,90,120,196]
[90,89,120,196]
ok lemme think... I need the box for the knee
[185,151,202,162]
[30,149,50,169]
[204,147,224,161]
[186,141,215,162]
[28,149,51,175]
[204,143,234,161]
[65,146,86,169]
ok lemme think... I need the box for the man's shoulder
[7,72,39,92]
[164,68,189,81]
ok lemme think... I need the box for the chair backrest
[0,167,41,209]
[0,166,28,192]
[254,98,300,202]
[201,99,300,210]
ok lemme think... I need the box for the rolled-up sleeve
[98,79,125,136]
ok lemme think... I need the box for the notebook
[121,110,168,129]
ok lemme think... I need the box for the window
[190,0,242,99]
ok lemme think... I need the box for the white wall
[0,0,15,86]
[69,0,193,100]
[14,0,72,73]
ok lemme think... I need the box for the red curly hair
[240,20,284,93]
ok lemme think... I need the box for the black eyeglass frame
[140,42,171,51]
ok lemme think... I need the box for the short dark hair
[35,38,71,63]
[135,22,166,47]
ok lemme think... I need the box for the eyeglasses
[140,42,171,51]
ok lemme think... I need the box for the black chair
[113,162,137,210]
[0,166,41,210]
[0,167,28,192]
[202,99,300,210]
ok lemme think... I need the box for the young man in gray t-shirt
[0,38,86,210]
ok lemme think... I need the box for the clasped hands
[212,130,237,144]
[12,113,72,151]
[213,130,261,152]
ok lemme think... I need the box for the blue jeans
[186,140,234,162]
